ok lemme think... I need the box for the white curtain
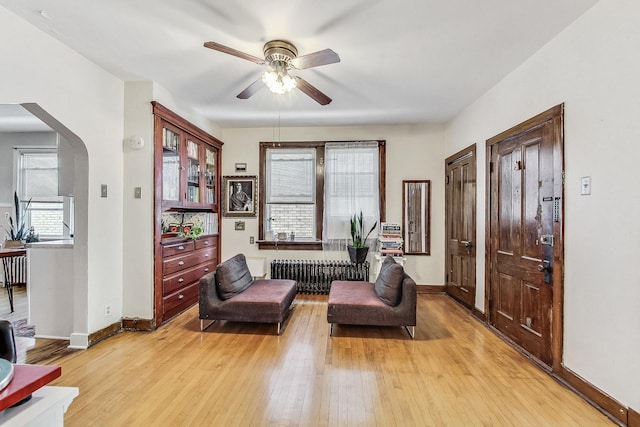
[322,141,379,254]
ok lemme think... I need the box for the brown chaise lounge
[199,254,297,335]
[327,256,417,338]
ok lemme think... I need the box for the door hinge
[489,161,494,173]
[446,176,450,184]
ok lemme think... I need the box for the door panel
[445,146,476,308]
[488,107,563,368]
[496,272,515,321]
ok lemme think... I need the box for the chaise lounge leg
[329,323,334,336]
[201,319,216,331]
[404,325,415,339]
[277,322,281,335]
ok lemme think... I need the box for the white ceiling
[0,0,598,129]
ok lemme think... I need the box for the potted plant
[2,192,32,248]
[347,211,377,264]
[180,224,203,240]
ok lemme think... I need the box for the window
[16,148,69,239]
[265,147,317,239]
[259,141,385,250]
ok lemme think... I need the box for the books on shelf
[162,128,179,151]
[186,140,199,159]
[377,222,404,258]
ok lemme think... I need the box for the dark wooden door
[487,105,564,368]
[445,145,476,308]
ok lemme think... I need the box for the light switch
[580,176,591,195]
[134,187,142,199]
[101,184,108,198]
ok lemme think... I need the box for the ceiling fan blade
[237,78,264,99]
[204,41,265,65]
[295,77,332,105]
[290,49,340,70]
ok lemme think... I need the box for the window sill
[257,240,322,251]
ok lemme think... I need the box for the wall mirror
[402,180,431,255]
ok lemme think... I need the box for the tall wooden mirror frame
[402,180,431,255]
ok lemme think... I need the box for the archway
[0,103,89,348]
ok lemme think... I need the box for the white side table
[0,386,79,427]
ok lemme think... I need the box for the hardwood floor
[33,294,612,426]
[0,284,27,324]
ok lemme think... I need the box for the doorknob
[537,260,552,284]
[461,240,473,248]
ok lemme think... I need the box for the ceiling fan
[204,40,340,105]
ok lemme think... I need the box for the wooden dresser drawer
[163,262,215,296]
[163,282,199,320]
[163,247,214,275]
[162,240,195,257]
[195,236,217,250]
[192,247,216,265]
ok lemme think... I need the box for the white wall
[0,6,125,344]
[220,124,446,285]
[122,82,155,318]
[444,0,639,411]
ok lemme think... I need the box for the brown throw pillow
[374,256,404,306]
[215,254,253,300]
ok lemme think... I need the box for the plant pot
[3,240,25,249]
[347,245,369,264]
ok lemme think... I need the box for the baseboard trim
[88,322,121,347]
[629,407,640,427]
[122,317,155,331]
[471,307,486,322]
[416,284,445,294]
[69,333,89,349]
[558,366,627,425]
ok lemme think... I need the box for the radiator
[270,259,369,294]
[2,255,27,287]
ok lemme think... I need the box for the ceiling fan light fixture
[262,61,297,95]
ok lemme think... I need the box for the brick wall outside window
[268,205,314,238]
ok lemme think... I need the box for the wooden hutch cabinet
[152,102,223,326]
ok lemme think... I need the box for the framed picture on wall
[222,175,257,217]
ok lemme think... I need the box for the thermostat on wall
[125,136,145,150]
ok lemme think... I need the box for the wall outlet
[250,236,254,244]
[104,304,111,317]
[101,184,108,198]
[134,187,142,198]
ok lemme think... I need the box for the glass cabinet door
[185,138,201,204]
[162,126,181,203]
[204,146,217,206]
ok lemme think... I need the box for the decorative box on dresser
[152,102,223,326]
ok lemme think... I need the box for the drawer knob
[178,261,185,266]
[178,245,185,250]
[178,278,184,283]
[204,241,209,245]
[204,268,209,272]
[178,294,184,300]
[205,253,209,257]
